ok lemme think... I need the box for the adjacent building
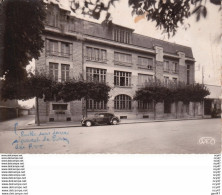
[36,2,196,122]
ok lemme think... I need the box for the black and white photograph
[0,0,221,154]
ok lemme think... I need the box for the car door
[95,114,105,124]
[104,113,112,124]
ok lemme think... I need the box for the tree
[70,0,221,36]
[1,0,46,85]
[59,80,111,117]
[1,72,111,125]
[134,80,169,119]
[185,83,210,116]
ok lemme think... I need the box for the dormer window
[113,28,131,44]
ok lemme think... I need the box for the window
[138,101,153,110]
[47,40,71,57]
[164,101,171,113]
[187,65,190,85]
[172,62,178,73]
[113,29,131,43]
[114,95,132,110]
[61,42,70,57]
[138,56,153,70]
[69,18,75,32]
[164,60,169,72]
[49,63,59,81]
[114,52,132,65]
[114,71,131,87]
[164,76,169,86]
[87,99,107,110]
[86,47,107,62]
[49,40,59,56]
[61,64,70,82]
[47,11,59,27]
[86,68,106,83]
[138,74,153,86]
[52,104,68,110]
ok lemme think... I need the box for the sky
[19,0,221,108]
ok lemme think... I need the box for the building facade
[36,2,196,122]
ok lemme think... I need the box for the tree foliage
[1,0,46,80]
[134,81,210,104]
[1,73,111,103]
[70,0,221,36]
[134,79,169,103]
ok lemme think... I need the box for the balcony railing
[163,69,178,74]
[46,51,72,58]
[114,60,132,67]
[85,56,107,63]
[137,64,154,70]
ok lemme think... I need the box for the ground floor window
[138,101,153,110]
[114,94,131,110]
[87,99,107,110]
[52,104,68,110]
[164,101,171,113]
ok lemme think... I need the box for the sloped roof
[132,33,194,58]
[45,0,194,59]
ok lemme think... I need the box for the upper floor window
[86,47,107,62]
[61,64,70,82]
[49,62,59,81]
[163,60,169,72]
[47,40,71,58]
[172,62,178,73]
[164,60,178,74]
[187,65,190,85]
[138,56,154,70]
[47,11,59,28]
[138,74,153,86]
[113,29,131,44]
[86,67,106,83]
[114,94,132,110]
[114,52,132,65]
[87,99,107,110]
[49,40,59,56]
[69,18,75,32]
[114,71,131,87]
[61,42,70,57]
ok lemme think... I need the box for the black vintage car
[81,113,120,127]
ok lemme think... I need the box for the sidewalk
[17,116,212,130]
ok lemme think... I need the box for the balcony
[163,69,178,74]
[46,51,72,59]
[85,56,107,63]
[114,60,132,67]
[137,64,153,70]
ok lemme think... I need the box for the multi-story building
[36,2,196,122]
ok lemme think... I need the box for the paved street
[0,118,220,154]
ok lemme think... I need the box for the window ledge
[137,65,153,71]
[85,58,108,64]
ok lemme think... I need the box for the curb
[18,117,216,131]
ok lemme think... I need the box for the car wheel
[85,121,92,127]
[112,119,118,125]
